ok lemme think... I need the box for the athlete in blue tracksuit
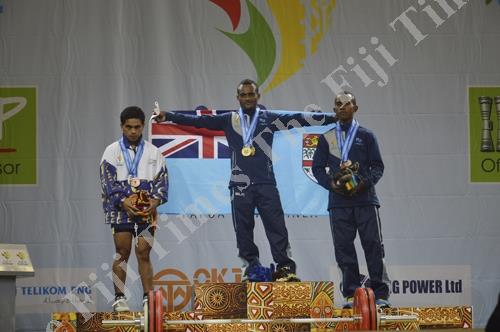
[155,79,337,281]
[312,91,390,307]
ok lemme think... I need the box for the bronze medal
[129,177,140,188]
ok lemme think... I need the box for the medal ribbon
[238,107,260,147]
[335,120,360,163]
[119,137,145,177]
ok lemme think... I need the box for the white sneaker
[112,296,130,312]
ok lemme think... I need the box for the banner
[16,268,97,314]
[150,110,334,215]
[0,87,37,185]
[468,87,500,182]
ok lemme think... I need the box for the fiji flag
[150,109,334,215]
[151,108,231,159]
[151,108,234,215]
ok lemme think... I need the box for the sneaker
[272,266,301,282]
[243,264,274,282]
[343,297,354,309]
[112,296,130,312]
[375,298,391,308]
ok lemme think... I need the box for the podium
[72,281,473,331]
[0,243,34,332]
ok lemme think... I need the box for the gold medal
[250,145,256,156]
[241,146,252,157]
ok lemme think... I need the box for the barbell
[102,287,418,331]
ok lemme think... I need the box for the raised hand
[152,101,167,122]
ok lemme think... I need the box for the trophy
[129,190,155,220]
[495,96,500,152]
[332,160,360,195]
[478,96,494,152]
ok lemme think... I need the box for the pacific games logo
[0,87,37,185]
[209,0,336,93]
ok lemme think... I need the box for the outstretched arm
[155,110,227,131]
[270,111,337,131]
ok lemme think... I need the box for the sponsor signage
[469,86,500,182]
[16,268,97,314]
[0,87,37,185]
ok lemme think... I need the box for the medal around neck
[340,160,352,169]
[336,119,360,166]
[241,145,256,157]
[238,108,260,157]
[129,177,140,188]
[119,137,145,179]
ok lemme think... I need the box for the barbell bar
[102,287,418,331]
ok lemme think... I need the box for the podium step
[193,281,335,322]
[193,282,247,319]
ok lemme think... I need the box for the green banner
[0,87,37,185]
[469,87,500,182]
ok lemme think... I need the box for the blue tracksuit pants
[230,184,296,273]
[329,205,390,299]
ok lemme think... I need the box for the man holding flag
[154,79,337,282]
